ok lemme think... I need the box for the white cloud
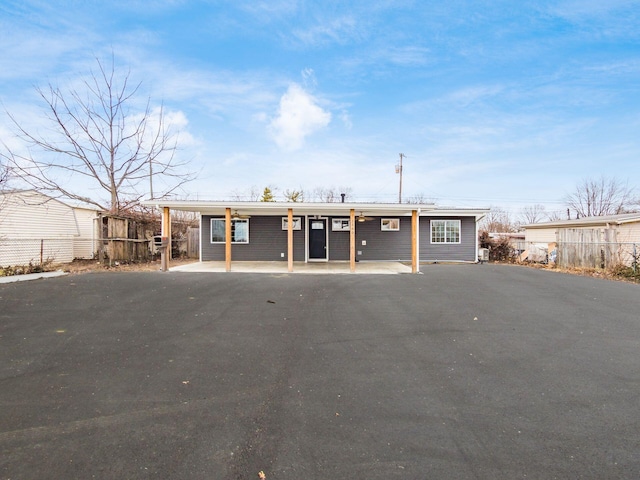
[546,0,638,19]
[383,46,431,67]
[236,0,299,20]
[340,110,353,130]
[301,67,317,88]
[447,85,505,107]
[268,84,331,151]
[291,15,363,47]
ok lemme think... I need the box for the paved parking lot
[1,264,639,479]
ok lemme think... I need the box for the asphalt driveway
[1,265,639,479]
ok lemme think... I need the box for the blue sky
[1,0,639,217]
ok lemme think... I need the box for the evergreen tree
[260,187,276,202]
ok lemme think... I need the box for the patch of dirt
[59,257,197,275]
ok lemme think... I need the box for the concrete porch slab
[169,261,414,274]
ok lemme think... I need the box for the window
[431,220,460,244]
[211,218,249,243]
[332,218,351,231]
[381,218,400,231]
[282,217,302,230]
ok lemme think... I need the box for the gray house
[145,200,489,273]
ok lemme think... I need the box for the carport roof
[142,200,489,220]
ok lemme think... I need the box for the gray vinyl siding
[201,215,305,261]
[332,216,474,262]
[419,216,476,262]
[351,216,412,261]
[200,214,477,263]
[327,217,350,260]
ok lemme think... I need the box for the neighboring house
[522,213,640,267]
[488,232,526,254]
[144,199,489,273]
[0,190,100,266]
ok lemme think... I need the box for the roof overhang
[522,213,640,230]
[142,200,490,221]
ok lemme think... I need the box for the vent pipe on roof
[341,193,346,203]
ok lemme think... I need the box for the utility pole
[395,153,405,203]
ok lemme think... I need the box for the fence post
[40,239,44,265]
[634,244,637,274]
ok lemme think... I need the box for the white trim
[141,199,489,221]
[474,217,479,263]
[307,216,329,262]
[210,217,249,244]
[282,217,301,230]
[381,218,400,231]
[199,214,203,261]
[416,208,421,273]
[332,218,351,231]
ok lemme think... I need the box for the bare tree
[519,204,547,224]
[565,176,636,218]
[230,185,262,201]
[310,186,352,202]
[479,207,516,233]
[283,188,304,202]
[1,55,192,214]
[0,161,10,231]
[404,193,437,204]
[0,158,9,191]
[546,210,564,222]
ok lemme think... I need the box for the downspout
[198,213,202,262]
[416,208,421,273]
[475,214,481,263]
[288,208,294,272]
[93,214,98,260]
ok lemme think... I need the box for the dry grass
[59,257,197,275]
[516,261,640,284]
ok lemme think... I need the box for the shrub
[478,231,517,263]
[0,260,53,277]
[608,263,640,281]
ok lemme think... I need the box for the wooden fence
[556,228,637,269]
[167,227,200,259]
[98,214,154,263]
[186,227,199,258]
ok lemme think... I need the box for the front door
[308,218,328,261]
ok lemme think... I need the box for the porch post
[411,209,419,274]
[287,208,294,272]
[161,207,171,272]
[350,209,356,272]
[225,207,231,272]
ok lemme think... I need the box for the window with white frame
[431,219,460,244]
[211,218,249,243]
[282,217,302,230]
[381,218,400,231]
[332,218,351,231]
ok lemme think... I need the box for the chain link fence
[0,237,154,268]
[0,238,80,267]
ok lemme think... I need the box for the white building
[0,190,100,266]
